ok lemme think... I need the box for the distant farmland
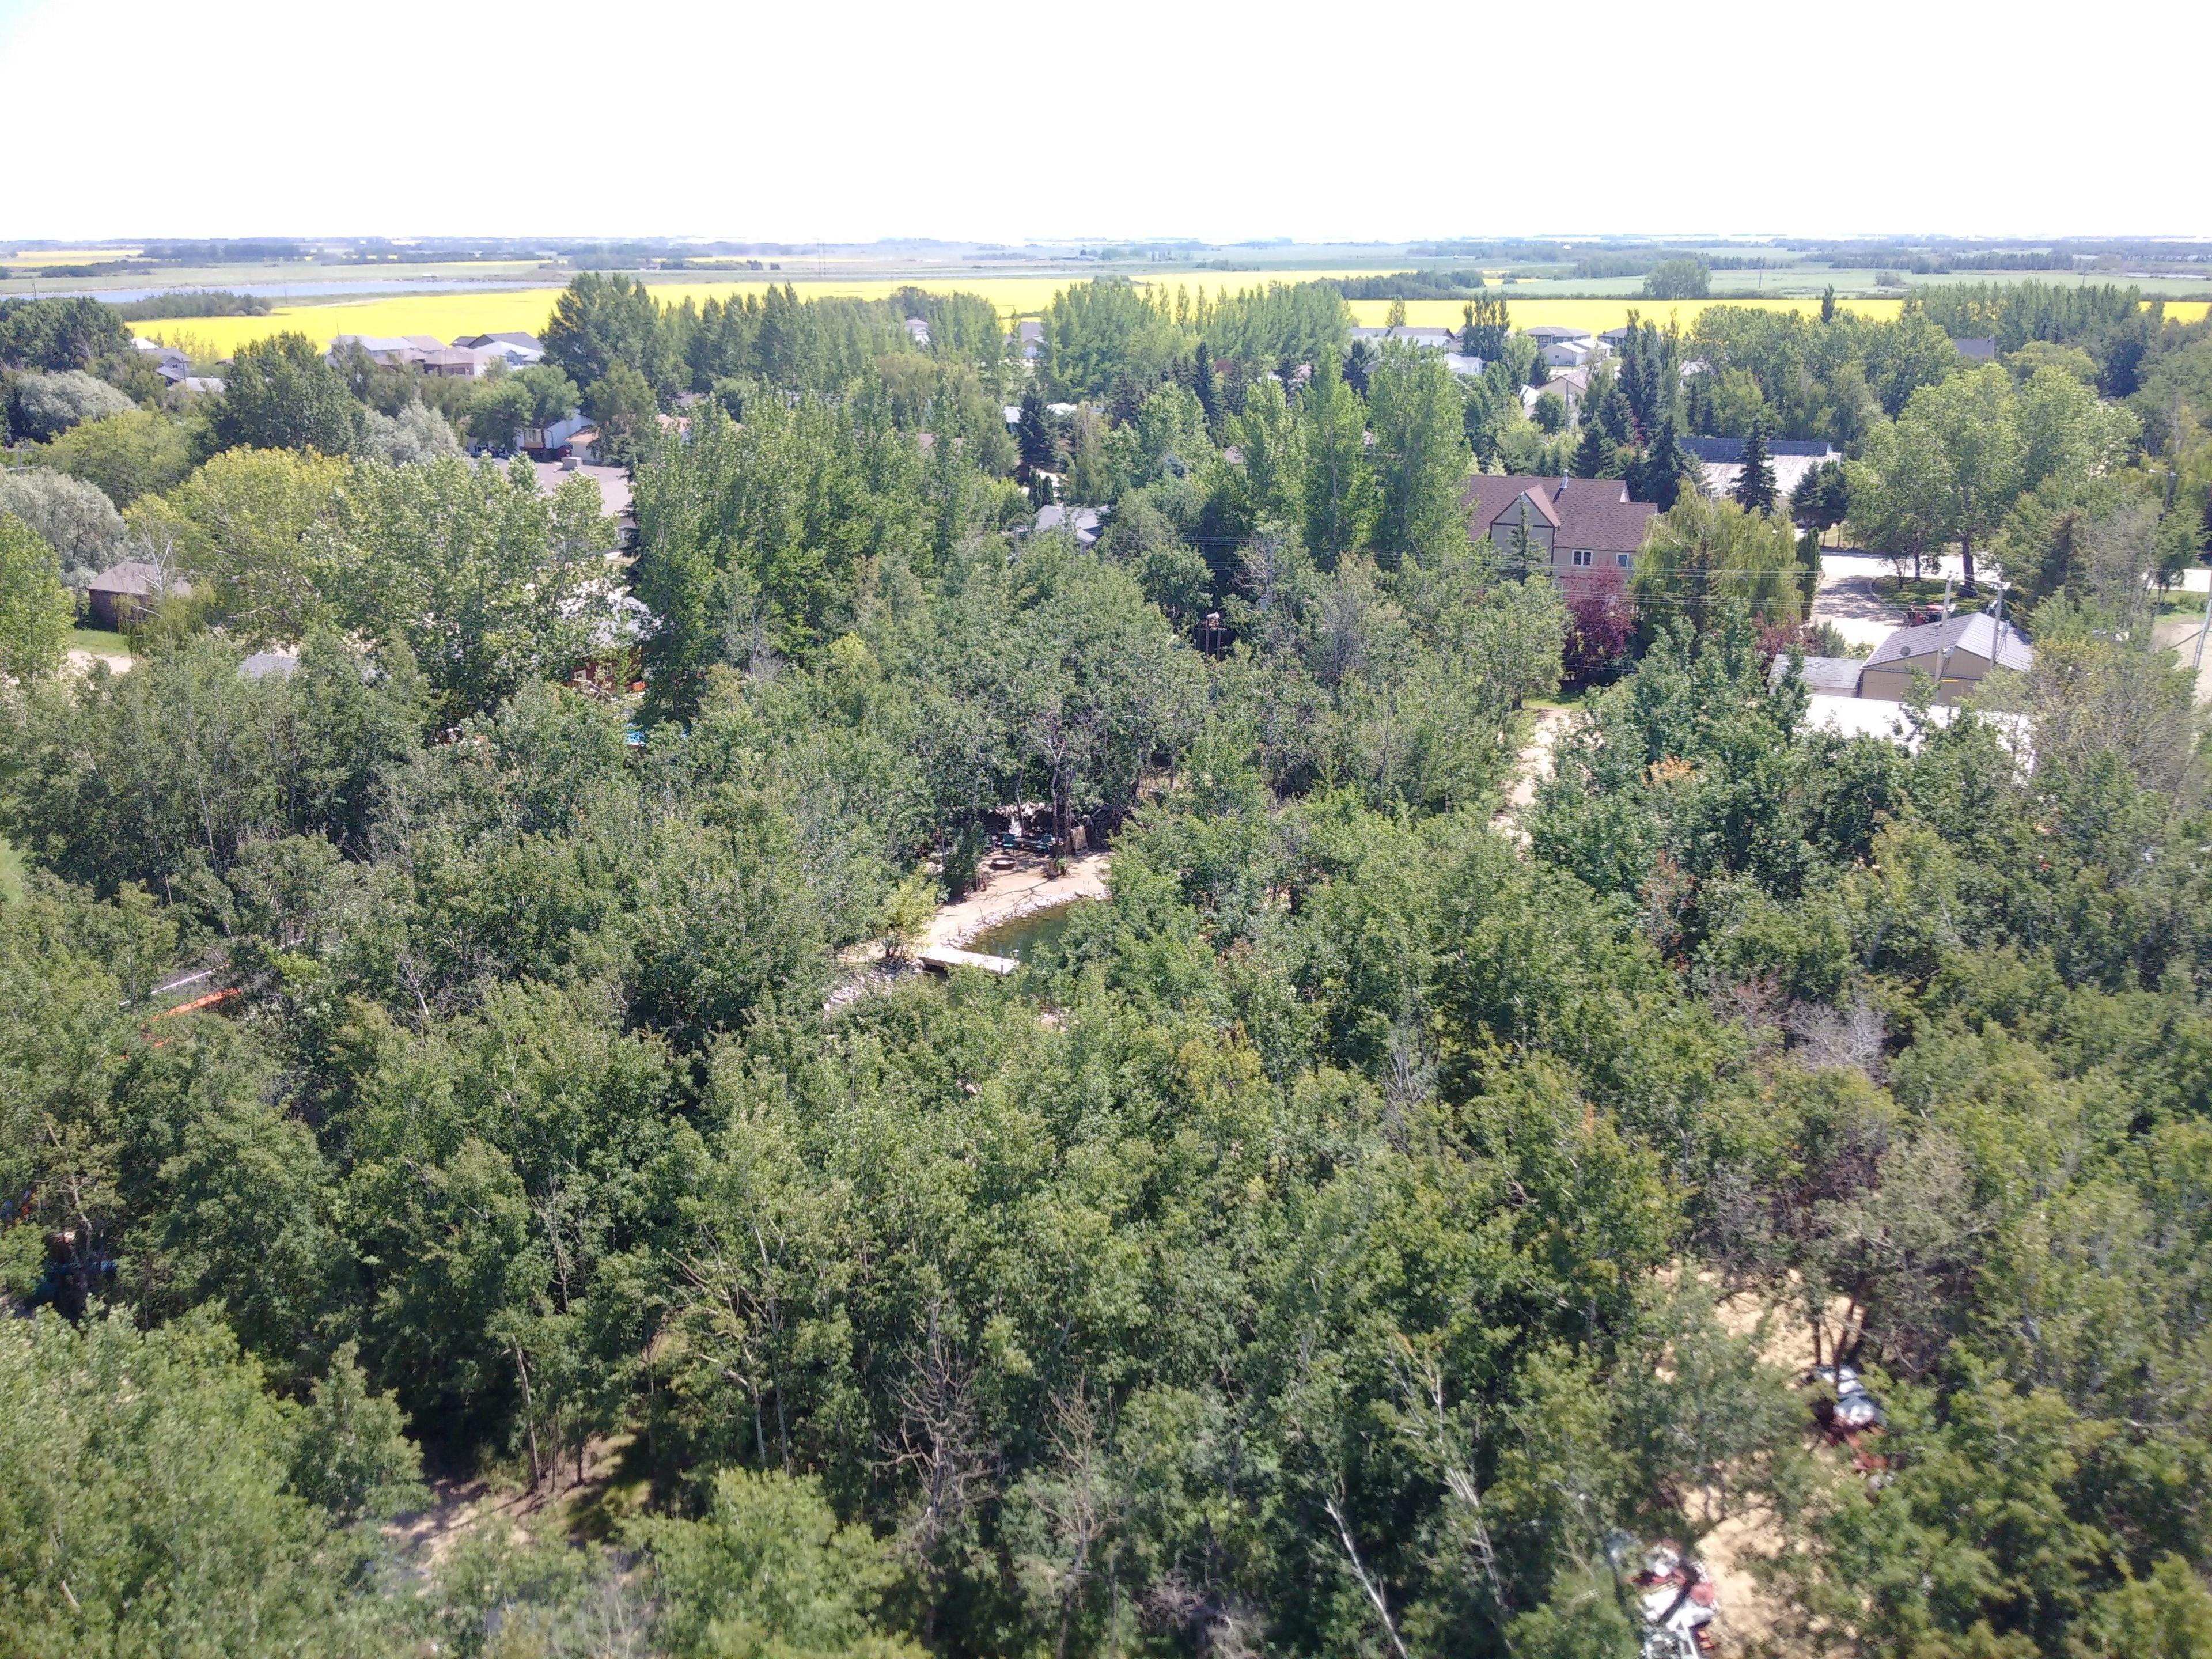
[124,276,2207,356]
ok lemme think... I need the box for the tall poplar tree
[1298,350,1373,569]
[1367,345,1471,570]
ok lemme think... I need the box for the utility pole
[2171,390,2183,514]
[1933,573,1959,700]
[2194,566,2212,672]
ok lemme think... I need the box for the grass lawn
[67,626,133,659]
[1529,683,1598,711]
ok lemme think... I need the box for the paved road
[2153,616,2212,704]
[1809,550,1994,650]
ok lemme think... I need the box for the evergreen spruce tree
[1192,340,1218,428]
[1344,339,1373,396]
[1633,404,1697,509]
[1016,382,1055,475]
[1732,419,1778,514]
[1506,499,1539,579]
[1597,382,1635,447]
[1820,285,1837,324]
[1571,416,1613,479]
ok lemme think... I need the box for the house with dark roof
[1955,336,1998,361]
[1461,475,1658,579]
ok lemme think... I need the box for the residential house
[518,411,592,454]
[1032,503,1103,548]
[903,316,931,347]
[131,338,191,385]
[329,335,430,369]
[1443,352,1486,380]
[181,376,225,396]
[1523,365,1592,422]
[1955,336,1998,362]
[85,559,188,629]
[1461,474,1658,579]
[417,346,490,378]
[1527,326,1599,370]
[1774,610,2033,706]
[453,332,546,364]
[1855,610,2031,702]
[1013,319,1044,361]
[1681,435,1840,501]
[1349,325,1456,351]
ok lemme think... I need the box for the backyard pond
[964,900,1094,964]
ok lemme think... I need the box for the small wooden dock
[919,945,1021,977]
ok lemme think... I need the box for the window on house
[1571,548,1593,567]
[1615,551,1632,569]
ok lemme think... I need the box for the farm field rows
[124,276,2210,356]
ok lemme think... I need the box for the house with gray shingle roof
[1775,611,2032,705]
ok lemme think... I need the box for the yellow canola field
[126,277,2208,357]
[120,271,1404,354]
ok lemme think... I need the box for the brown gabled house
[85,560,189,630]
[1461,474,1658,579]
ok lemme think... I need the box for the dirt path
[1494,706,1575,841]
[927,850,1110,949]
[1694,1278,1852,1658]
[66,647,133,675]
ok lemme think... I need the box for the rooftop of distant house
[1681,436,1839,464]
[1349,325,1455,349]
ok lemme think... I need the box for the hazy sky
[2,0,2203,244]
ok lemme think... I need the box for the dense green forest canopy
[2,268,2212,1658]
